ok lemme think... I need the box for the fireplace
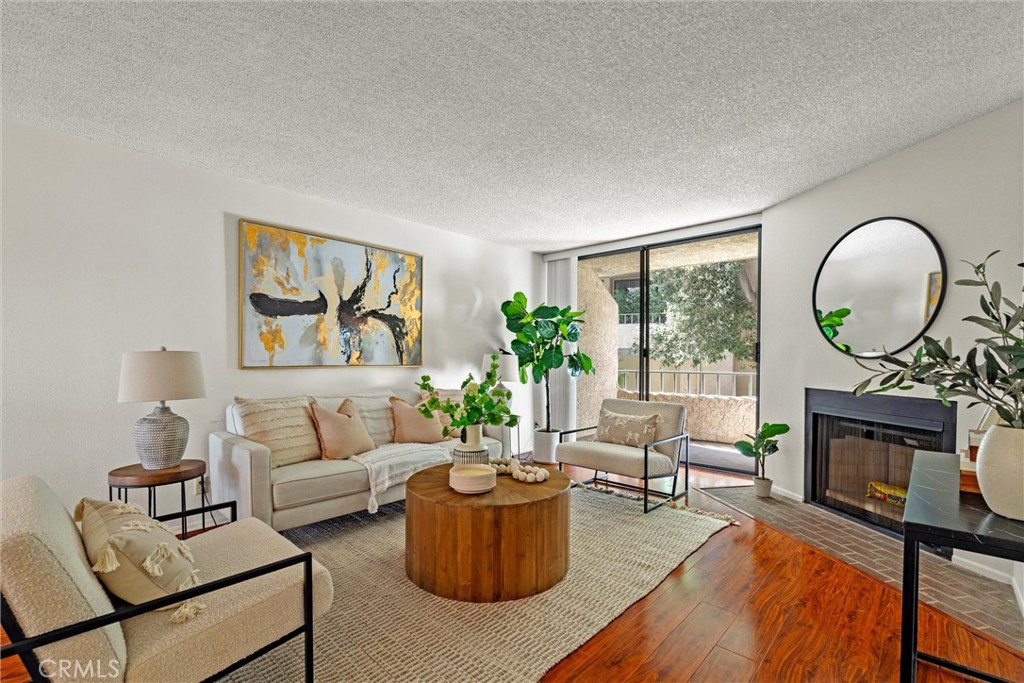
[805,388,956,535]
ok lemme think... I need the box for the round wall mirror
[813,217,946,358]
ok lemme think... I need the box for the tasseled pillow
[75,498,205,623]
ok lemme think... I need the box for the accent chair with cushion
[0,475,333,682]
[556,398,689,512]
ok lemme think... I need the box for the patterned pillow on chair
[597,409,662,448]
[75,498,204,623]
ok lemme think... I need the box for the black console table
[901,451,1024,683]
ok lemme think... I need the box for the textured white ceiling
[3,2,1021,253]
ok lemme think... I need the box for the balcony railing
[617,369,757,397]
[618,313,667,324]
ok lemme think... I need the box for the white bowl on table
[449,464,497,494]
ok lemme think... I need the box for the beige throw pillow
[75,498,204,623]
[311,400,376,459]
[335,395,395,445]
[391,396,445,443]
[597,409,662,448]
[234,396,320,468]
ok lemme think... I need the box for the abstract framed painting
[239,219,422,368]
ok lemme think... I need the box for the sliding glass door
[576,228,761,475]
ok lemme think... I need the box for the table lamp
[482,351,520,383]
[118,347,206,470]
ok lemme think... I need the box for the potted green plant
[734,422,791,497]
[416,355,519,462]
[500,292,595,463]
[854,252,1023,520]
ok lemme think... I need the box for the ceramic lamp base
[133,404,189,470]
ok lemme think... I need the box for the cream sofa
[210,389,507,531]
[0,475,333,682]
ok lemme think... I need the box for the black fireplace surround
[805,388,957,535]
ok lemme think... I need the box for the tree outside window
[614,260,757,366]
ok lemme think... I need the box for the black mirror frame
[811,216,947,359]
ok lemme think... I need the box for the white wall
[1015,563,1024,616]
[759,101,1023,581]
[1,119,543,512]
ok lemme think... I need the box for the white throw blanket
[352,443,451,513]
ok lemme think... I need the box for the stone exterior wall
[576,260,621,430]
[617,389,756,444]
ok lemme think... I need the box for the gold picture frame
[238,218,423,369]
[924,271,942,322]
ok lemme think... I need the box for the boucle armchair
[0,476,333,682]
[556,398,689,512]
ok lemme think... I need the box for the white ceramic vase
[975,425,1024,521]
[533,430,561,464]
[453,423,489,465]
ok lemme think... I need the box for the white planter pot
[753,477,773,498]
[452,423,489,465]
[533,430,561,464]
[976,425,1024,521]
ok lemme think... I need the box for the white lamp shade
[118,349,206,403]
[483,353,521,383]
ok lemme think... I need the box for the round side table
[107,459,207,537]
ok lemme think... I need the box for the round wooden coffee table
[405,463,571,602]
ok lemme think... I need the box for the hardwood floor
[0,629,30,683]
[4,467,1022,683]
[545,464,1024,683]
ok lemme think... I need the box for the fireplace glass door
[813,414,942,533]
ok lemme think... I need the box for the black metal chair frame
[1,501,317,683]
[557,426,690,513]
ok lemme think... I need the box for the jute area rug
[225,486,732,683]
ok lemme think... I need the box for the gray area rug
[225,487,731,682]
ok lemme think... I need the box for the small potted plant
[416,355,519,462]
[500,292,595,463]
[734,422,791,497]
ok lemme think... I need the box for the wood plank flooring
[544,464,1024,683]
[4,466,1022,683]
[0,629,30,683]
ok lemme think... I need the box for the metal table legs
[900,532,1011,683]
[107,479,208,539]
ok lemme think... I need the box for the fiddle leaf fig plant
[853,252,1024,428]
[500,292,594,432]
[734,422,791,479]
[817,307,852,353]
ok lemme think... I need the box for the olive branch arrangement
[854,252,1024,429]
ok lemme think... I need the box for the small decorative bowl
[449,464,497,494]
